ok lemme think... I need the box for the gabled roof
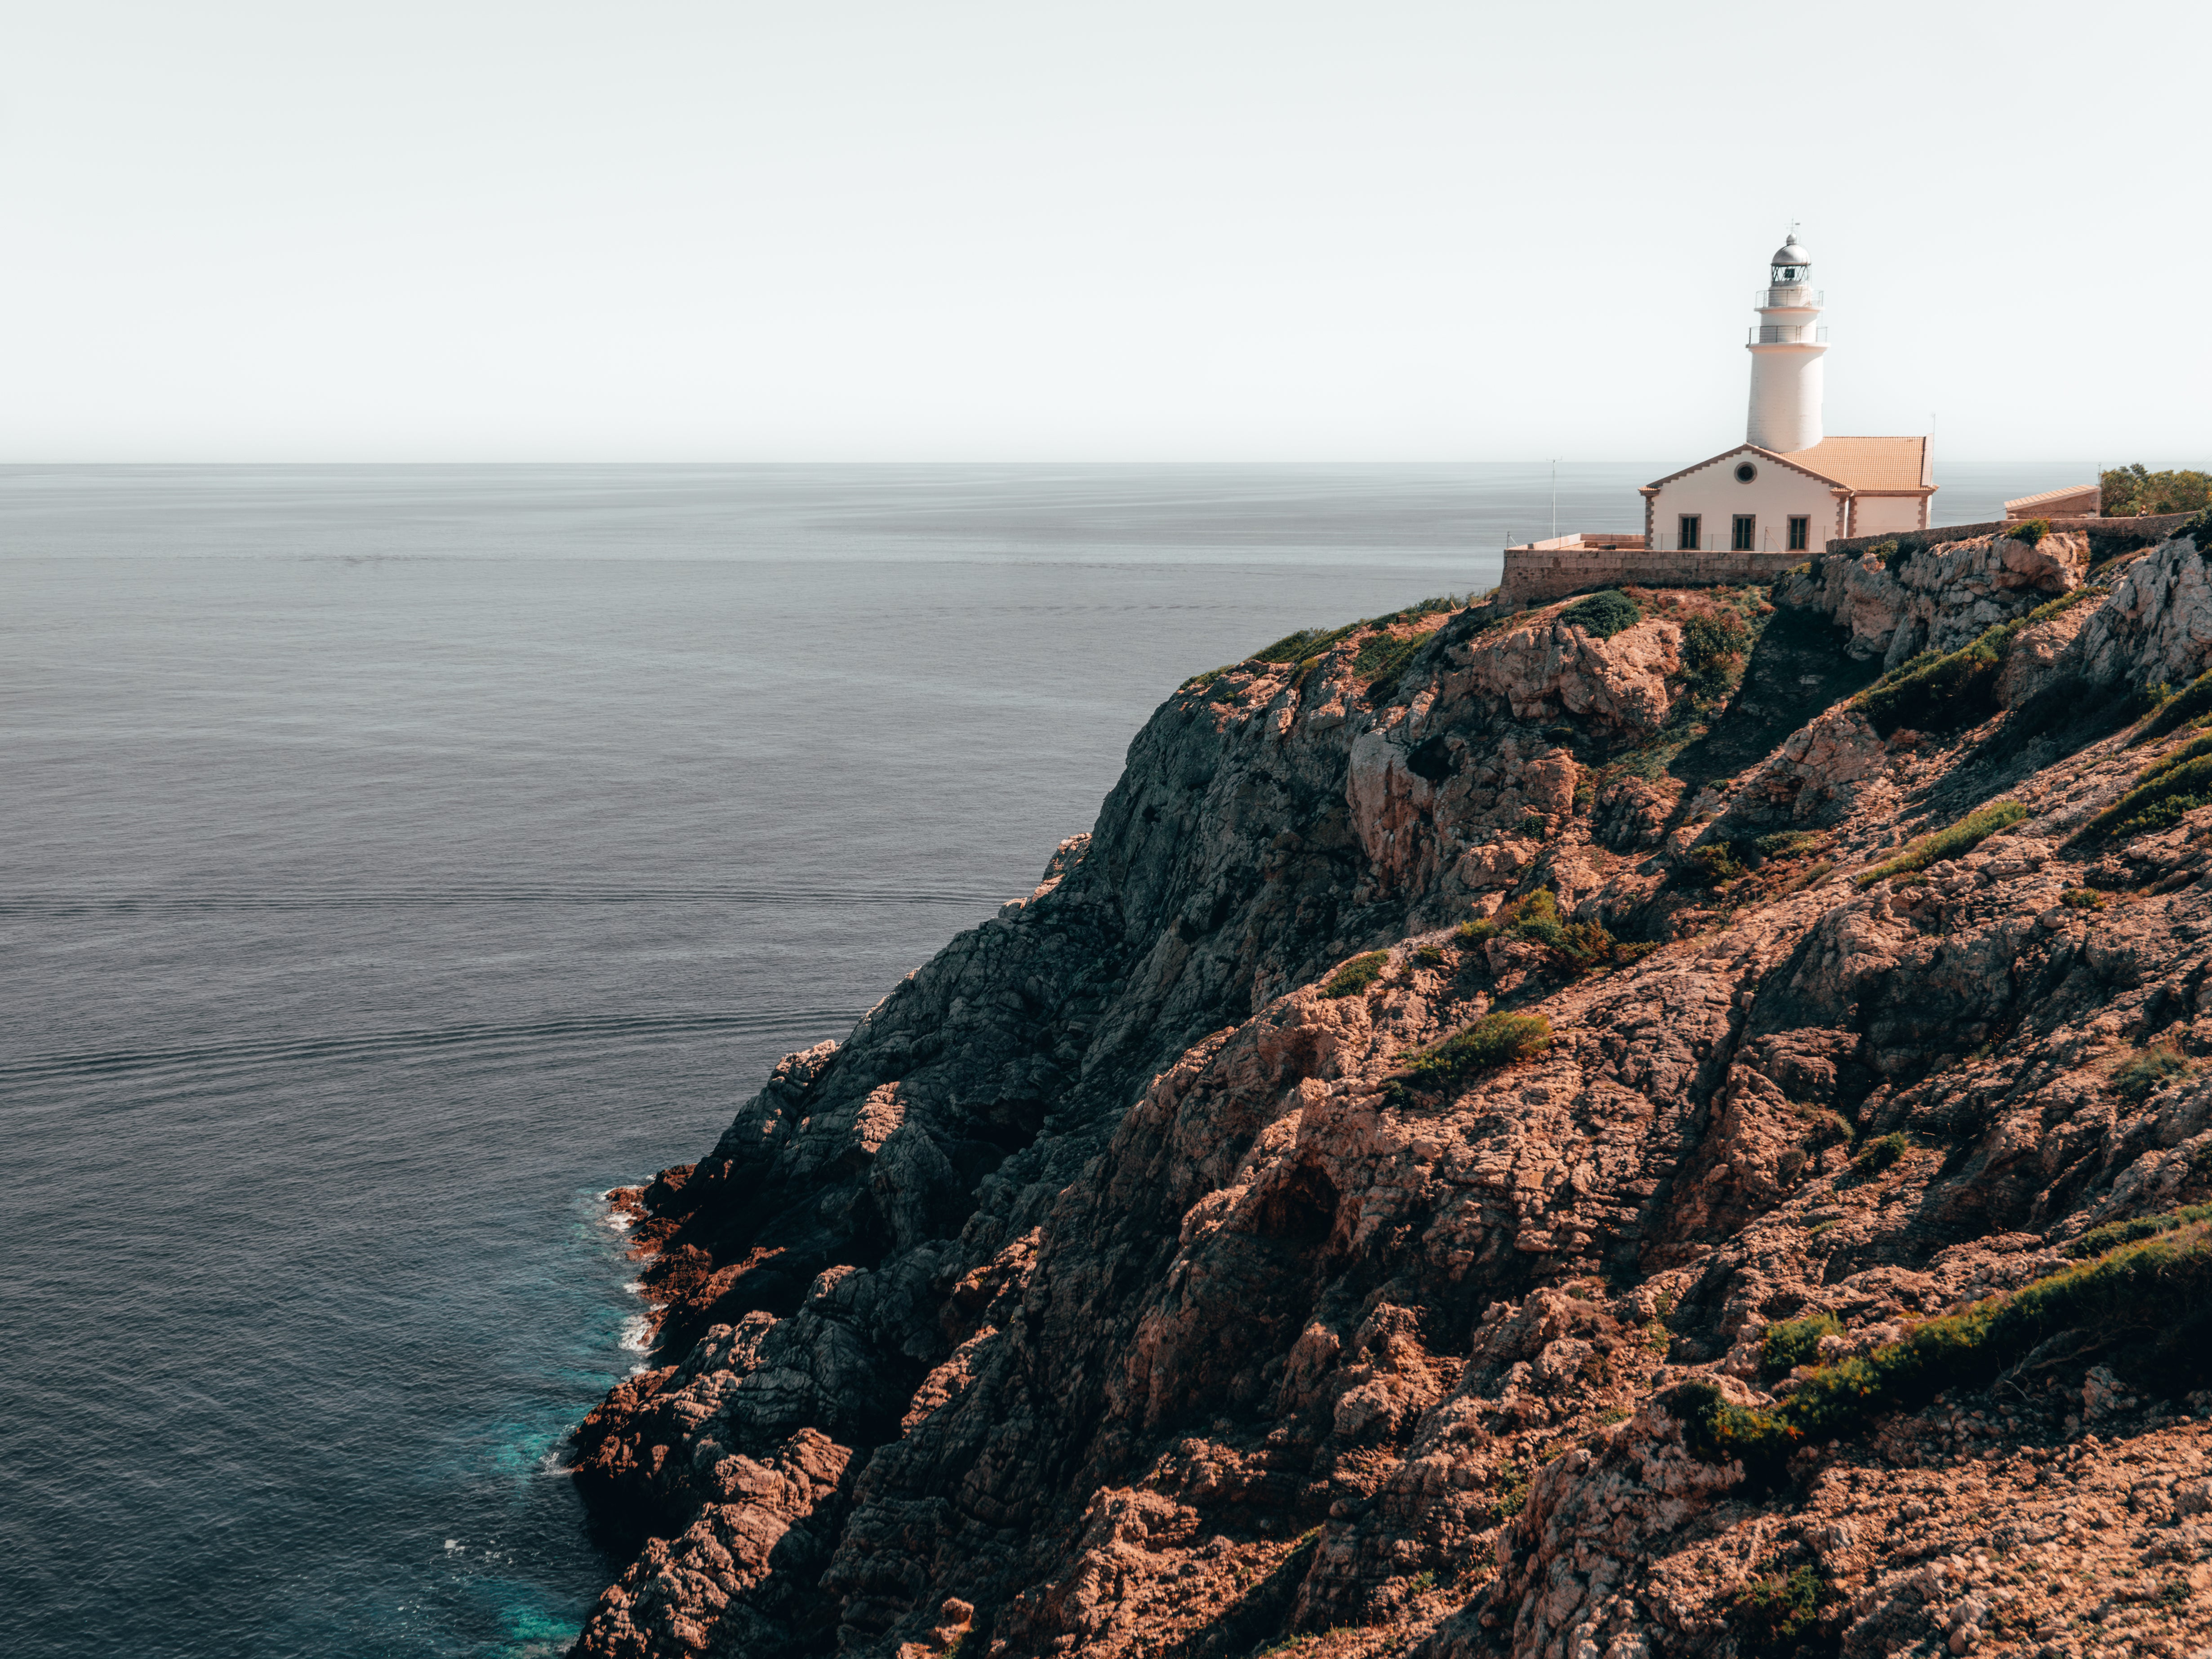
[2004,483,2100,514]
[1780,436,1933,493]
[1642,444,1847,494]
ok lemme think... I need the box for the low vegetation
[1561,589,1642,640]
[1393,1011,1552,1099]
[1851,1131,1909,1175]
[2112,1042,2190,1102]
[1674,1216,2212,1486]
[1782,859,1835,893]
[1852,800,2029,886]
[1754,830,1825,860]
[1678,841,1747,889]
[2079,738,2212,841]
[1486,1458,1531,1522]
[1758,1312,1842,1380]
[1679,608,1750,700]
[1322,951,1390,998]
[1458,890,1616,968]
[1352,630,1429,691]
[2008,517,2052,546]
[1734,1561,1830,1659]
[2066,1202,2212,1259]
[2127,668,2212,746]
[1182,595,1477,697]
[1854,589,2101,738]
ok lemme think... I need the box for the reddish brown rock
[565,562,2212,1659]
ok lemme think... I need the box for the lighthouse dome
[1771,237,1811,267]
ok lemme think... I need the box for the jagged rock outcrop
[2072,529,2212,694]
[568,547,2212,1659]
[1777,531,2088,667]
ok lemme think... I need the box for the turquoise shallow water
[0,463,2061,1655]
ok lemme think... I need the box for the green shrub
[1322,951,1389,998]
[1735,1562,1829,1659]
[2065,1202,2212,1259]
[1680,609,1751,701]
[2112,1042,2189,1102]
[1802,1109,1855,1148]
[2180,504,2212,551]
[1854,621,2021,735]
[1853,590,2094,738]
[1395,1011,1552,1096]
[1852,1131,1909,1175]
[1678,841,1747,889]
[1853,800,2028,886]
[1413,944,1446,968]
[2020,585,2103,627]
[1249,623,1356,664]
[1353,628,1435,690]
[1369,595,1461,627]
[1488,1458,1531,1521]
[1561,589,1642,640]
[2009,517,2052,546]
[1674,1219,2212,1486]
[1755,830,1825,861]
[1459,890,1616,968]
[1759,1312,1842,1380]
[2080,752,2212,841]
[2128,669,2212,745]
[1864,538,1900,568]
[2060,887,2109,910]
[2134,728,2212,786]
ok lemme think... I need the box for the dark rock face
[568,555,2212,1659]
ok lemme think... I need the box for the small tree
[2103,463,2212,518]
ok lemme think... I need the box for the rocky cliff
[566,524,2212,1659]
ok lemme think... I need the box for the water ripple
[0,1009,856,1087]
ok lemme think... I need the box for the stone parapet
[1500,545,1803,605]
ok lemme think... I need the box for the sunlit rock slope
[567,517,2212,1659]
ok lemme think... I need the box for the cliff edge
[566,522,2212,1659]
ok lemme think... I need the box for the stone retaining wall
[1499,546,1802,605]
[1502,513,2202,608]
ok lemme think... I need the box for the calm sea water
[0,462,2062,1656]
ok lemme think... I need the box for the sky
[2,0,2206,464]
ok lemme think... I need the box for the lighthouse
[1745,233,1826,453]
[1502,228,1940,601]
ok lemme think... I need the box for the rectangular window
[1678,514,1700,551]
[1787,515,1811,551]
[1732,515,1757,552]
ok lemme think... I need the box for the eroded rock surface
[568,546,2212,1659]
[1777,532,2089,667]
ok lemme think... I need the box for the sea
[0,462,2061,1656]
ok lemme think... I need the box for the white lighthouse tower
[1745,233,1826,453]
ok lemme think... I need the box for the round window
[1735,462,1758,483]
